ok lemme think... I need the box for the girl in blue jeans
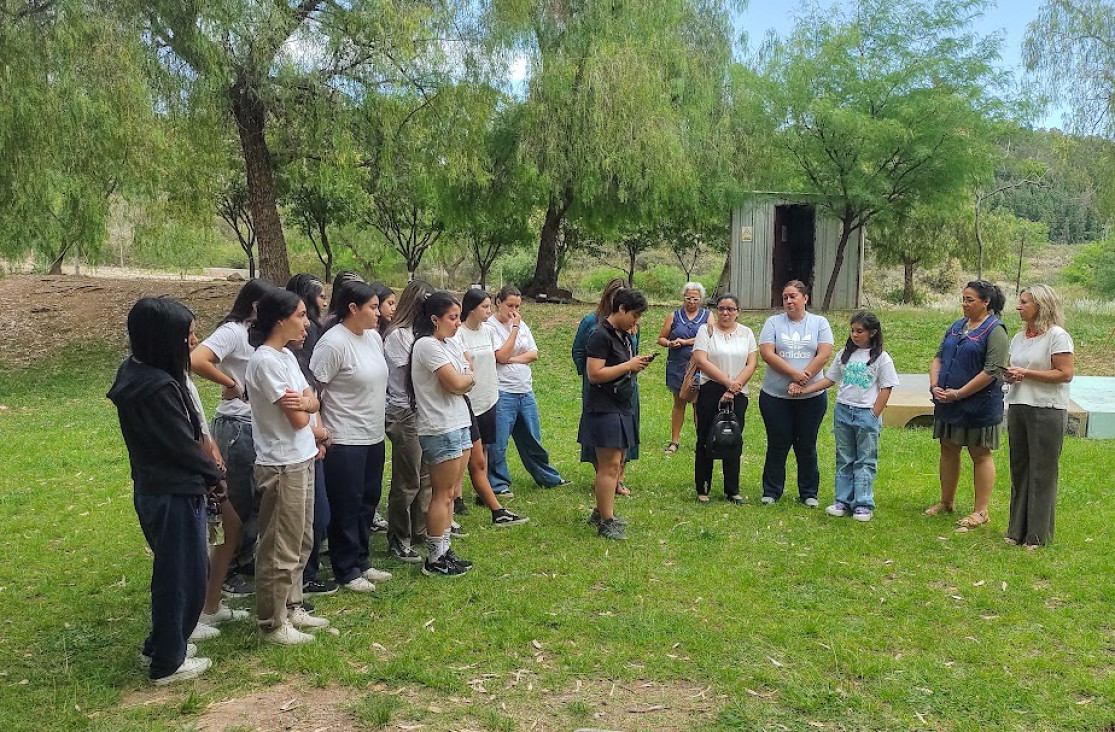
[790,311,899,522]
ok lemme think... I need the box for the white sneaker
[199,601,250,626]
[140,643,197,668]
[151,656,212,685]
[188,623,221,642]
[344,577,376,593]
[362,566,392,583]
[289,606,329,629]
[803,498,820,508]
[761,496,776,505]
[263,623,314,646]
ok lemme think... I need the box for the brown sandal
[924,502,955,516]
[955,510,989,529]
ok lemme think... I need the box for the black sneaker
[454,497,469,516]
[492,508,529,527]
[298,599,316,614]
[588,508,628,528]
[597,518,627,540]
[302,578,339,596]
[221,574,254,598]
[389,539,422,564]
[422,554,468,577]
[545,478,573,489]
[450,521,469,538]
[444,548,473,569]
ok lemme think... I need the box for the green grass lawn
[0,306,1113,731]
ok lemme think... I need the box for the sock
[429,528,451,562]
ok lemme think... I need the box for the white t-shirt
[185,377,211,439]
[383,326,415,409]
[824,348,900,408]
[201,321,253,419]
[455,322,501,414]
[310,325,388,445]
[487,315,537,393]
[759,312,834,398]
[1006,326,1074,409]
[693,323,759,394]
[411,336,472,436]
[245,345,318,467]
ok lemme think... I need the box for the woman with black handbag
[579,289,652,540]
[690,294,758,504]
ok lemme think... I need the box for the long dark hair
[966,279,1005,316]
[221,279,273,325]
[286,273,324,324]
[461,287,490,321]
[328,270,364,313]
[248,289,303,348]
[325,281,378,331]
[841,310,883,365]
[407,291,461,405]
[127,297,202,433]
[596,277,626,322]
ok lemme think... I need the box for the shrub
[634,264,687,301]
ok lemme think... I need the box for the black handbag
[706,404,743,457]
[596,372,635,404]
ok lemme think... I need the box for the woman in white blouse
[690,294,758,503]
[1003,284,1074,549]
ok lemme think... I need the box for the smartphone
[646,352,659,362]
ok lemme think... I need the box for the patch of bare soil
[0,275,241,368]
[120,676,723,732]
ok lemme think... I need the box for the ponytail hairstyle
[596,277,626,322]
[841,310,883,365]
[324,281,378,331]
[221,279,274,325]
[406,291,462,405]
[966,279,1005,316]
[495,285,521,304]
[328,270,364,313]
[286,273,324,325]
[461,287,490,321]
[387,279,436,334]
[127,297,202,435]
[248,289,304,348]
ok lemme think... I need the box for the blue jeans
[833,402,880,511]
[487,390,563,492]
[134,493,207,680]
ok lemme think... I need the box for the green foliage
[634,264,690,302]
[350,692,401,730]
[497,247,539,290]
[1064,237,1115,297]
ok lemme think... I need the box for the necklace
[1024,326,1042,339]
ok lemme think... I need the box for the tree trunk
[821,218,856,312]
[903,256,916,304]
[247,253,257,279]
[317,219,333,283]
[974,196,984,280]
[524,186,573,298]
[1015,230,1025,293]
[626,246,636,287]
[48,241,74,275]
[230,76,289,285]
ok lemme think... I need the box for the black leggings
[694,381,748,497]
[759,390,827,500]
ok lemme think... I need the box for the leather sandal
[955,510,989,529]
[663,442,679,454]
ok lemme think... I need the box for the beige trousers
[254,458,314,632]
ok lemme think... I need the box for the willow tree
[0,1,156,272]
[755,0,1003,310]
[487,0,743,298]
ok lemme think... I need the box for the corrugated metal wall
[730,196,862,310]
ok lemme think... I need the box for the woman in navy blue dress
[657,282,710,454]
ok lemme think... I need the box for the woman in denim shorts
[409,292,476,577]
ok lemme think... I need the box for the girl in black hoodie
[108,297,225,685]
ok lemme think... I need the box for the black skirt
[577,411,639,451]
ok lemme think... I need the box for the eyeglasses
[684,297,701,302]
[717,307,738,313]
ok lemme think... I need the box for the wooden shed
[726,193,864,310]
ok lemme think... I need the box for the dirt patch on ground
[120,675,723,732]
[0,274,241,367]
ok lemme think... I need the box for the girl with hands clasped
[790,311,899,522]
[690,294,758,504]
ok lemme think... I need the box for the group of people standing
[110,276,564,684]
[111,270,1075,684]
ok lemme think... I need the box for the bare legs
[203,501,243,614]
[427,450,470,540]
[928,440,993,525]
[466,439,503,511]
[669,394,689,446]
[593,447,624,521]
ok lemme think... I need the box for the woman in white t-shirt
[190,279,273,600]
[456,289,528,527]
[1002,284,1075,549]
[311,282,393,592]
[410,292,477,577]
[690,294,758,503]
[245,289,328,645]
[791,311,899,522]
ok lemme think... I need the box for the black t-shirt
[584,319,634,414]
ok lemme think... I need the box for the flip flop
[663,442,679,454]
[615,482,631,497]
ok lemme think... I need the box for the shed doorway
[771,204,816,307]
